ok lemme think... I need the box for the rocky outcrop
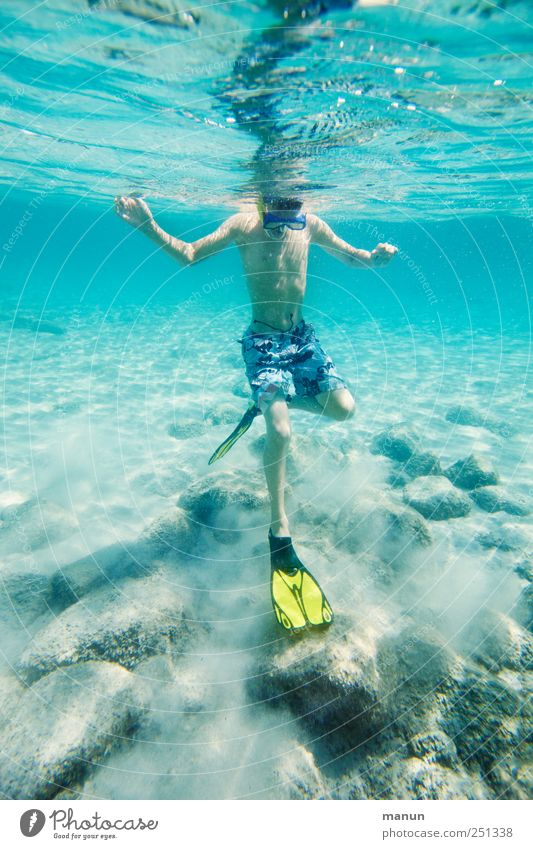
[371,424,420,462]
[178,472,268,542]
[248,618,531,799]
[470,486,530,516]
[445,405,516,438]
[336,492,432,559]
[515,560,533,582]
[443,669,531,799]
[403,476,471,520]
[0,570,54,628]
[48,508,194,610]
[0,661,146,799]
[168,420,201,440]
[371,425,441,486]
[49,544,147,612]
[17,576,193,683]
[179,473,267,522]
[274,745,330,800]
[475,523,530,553]
[0,497,78,556]
[399,451,442,479]
[138,506,199,555]
[352,751,485,801]
[460,608,533,672]
[249,615,386,748]
[444,454,499,490]
[512,584,533,632]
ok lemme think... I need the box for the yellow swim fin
[269,530,333,632]
[208,402,260,465]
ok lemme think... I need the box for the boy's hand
[114,195,155,232]
[370,242,397,266]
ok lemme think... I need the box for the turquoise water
[0,1,532,801]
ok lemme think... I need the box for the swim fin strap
[269,531,333,632]
[208,402,260,465]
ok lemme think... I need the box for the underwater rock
[17,576,193,683]
[475,524,529,553]
[442,669,531,799]
[168,420,201,440]
[49,543,148,611]
[514,560,533,582]
[289,431,346,470]
[376,624,532,798]
[387,450,442,487]
[336,492,432,557]
[371,425,441,484]
[512,584,533,632]
[370,424,419,462]
[378,624,464,726]
[445,405,516,438]
[138,506,199,556]
[0,668,25,717]
[444,454,499,490]
[0,570,53,627]
[469,486,530,516]
[48,505,199,610]
[461,608,533,672]
[0,661,146,799]
[445,405,485,427]
[338,621,533,799]
[357,754,484,801]
[248,615,385,748]
[205,404,243,427]
[0,497,79,556]
[403,476,471,520]
[400,451,442,479]
[407,729,458,766]
[178,472,268,526]
[275,744,330,800]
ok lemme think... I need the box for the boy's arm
[308,214,397,268]
[115,196,242,265]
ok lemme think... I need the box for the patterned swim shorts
[240,319,346,405]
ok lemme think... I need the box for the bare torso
[234,212,310,331]
[113,197,398,331]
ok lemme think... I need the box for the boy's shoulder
[228,211,261,240]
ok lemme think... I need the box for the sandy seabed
[0,305,531,800]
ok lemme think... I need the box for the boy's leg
[316,387,356,420]
[262,397,292,537]
[289,387,356,420]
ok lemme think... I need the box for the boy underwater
[115,194,397,632]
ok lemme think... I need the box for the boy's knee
[270,419,291,443]
[332,396,356,421]
[341,397,356,419]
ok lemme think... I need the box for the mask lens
[263,212,306,231]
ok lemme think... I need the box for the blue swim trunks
[240,319,346,405]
